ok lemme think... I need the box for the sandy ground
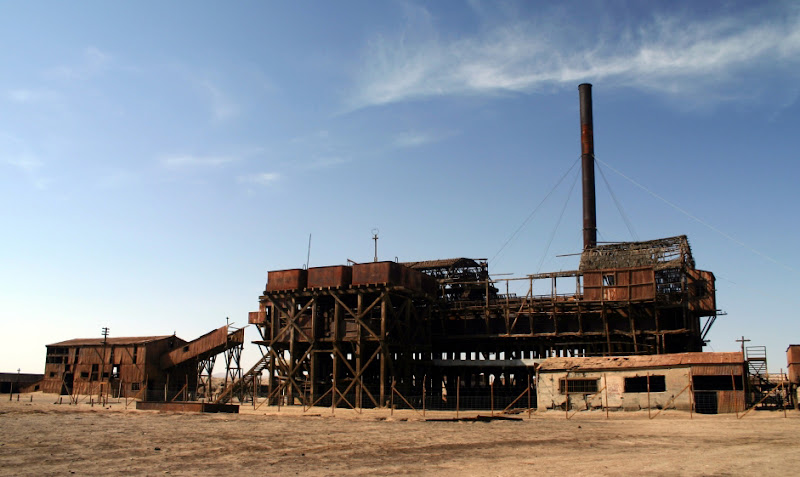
[0,393,798,476]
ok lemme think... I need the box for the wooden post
[380,295,387,407]
[456,376,460,419]
[356,293,363,411]
[490,379,495,417]
[781,369,787,419]
[688,370,694,419]
[603,373,609,420]
[646,372,651,419]
[310,300,317,406]
[422,374,426,417]
[565,372,569,419]
[730,370,739,418]
[390,378,395,416]
[527,374,532,419]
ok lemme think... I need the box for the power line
[490,157,580,265]
[597,158,794,273]
[536,167,580,274]
[596,160,639,241]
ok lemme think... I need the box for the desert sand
[1,393,798,476]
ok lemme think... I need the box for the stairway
[745,346,781,409]
[214,355,271,404]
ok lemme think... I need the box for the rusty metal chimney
[579,83,597,250]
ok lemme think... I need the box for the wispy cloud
[5,89,58,104]
[160,154,238,169]
[351,4,800,109]
[237,172,281,186]
[199,80,240,121]
[392,130,453,148]
[304,156,350,170]
[48,46,112,80]
[0,133,51,190]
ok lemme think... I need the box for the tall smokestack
[579,83,597,250]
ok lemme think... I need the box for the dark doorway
[62,373,74,395]
[694,391,718,414]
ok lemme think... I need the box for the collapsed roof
[579,235,695,271]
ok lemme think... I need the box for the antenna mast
[372,228,379,262]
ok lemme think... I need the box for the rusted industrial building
[42,326,245,400]
[536,352,744,414]
[788,345,800,409]
[42,335,188,396]
[218,84,721,410]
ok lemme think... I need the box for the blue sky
[2,1,799,374]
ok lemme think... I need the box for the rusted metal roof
[403,258,482,270]
[579,235,695,271]
[537,352,743,372]
[47,335,176,347]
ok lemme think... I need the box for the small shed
[536,352,745,414]
[0,373,44,393]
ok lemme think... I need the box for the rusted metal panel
[352,261,431,293]
[716,390,745,413]
[787,345,800,384]
[266,268,307,291]
[583,271,602,300]
[687,269,716,313]
[538,352,743,372]
[47,336,174,347]
[248,311,267,324]
[352,261,402,286]
[583,267,655,302]
[307,265,352,289]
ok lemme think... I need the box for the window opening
[560,378,598,394]
[624,375,666,393]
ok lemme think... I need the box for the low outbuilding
[536,352,744,414]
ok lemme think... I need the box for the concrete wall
[537,367,694,411]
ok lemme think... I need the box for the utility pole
[736,336,751,404]
[736,336,750,359]
[101,327,109,405]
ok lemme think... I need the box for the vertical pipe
[579,83,597,250]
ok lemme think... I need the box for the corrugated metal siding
[690,364,743,376]
[716,390,745,413]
